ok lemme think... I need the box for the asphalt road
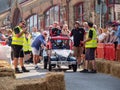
[65,72,120,90]
[16,64,120,90]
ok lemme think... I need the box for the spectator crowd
[0,20,120,74]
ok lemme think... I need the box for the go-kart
[46,36,77,72]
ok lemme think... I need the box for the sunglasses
[44,33,47,36]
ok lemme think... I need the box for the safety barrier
[116,44,120,62]
[96,43,104,59]
[0,41,6,46]
[104,44,115,60]
[96,43,116,61]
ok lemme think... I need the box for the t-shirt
[98,33,106,42]
[52,28,61,36]
[88,30,93,39]
[70,27,85,47]
[14,27,20,34]
[31,35,46,50]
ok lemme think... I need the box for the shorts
[24,51,32,55]
[32,47,40,55]
[12,45,24,58]
[39,49,43,56]
[73,46,83,58]
[85,48,96,60]
[83,48,85,54]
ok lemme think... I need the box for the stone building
[0,0,120,31]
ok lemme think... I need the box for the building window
[45,5,63,28]
[74,2,84,22]
[108,0,120,4]
[108,0,114,4]
[26,14,40,33]
[115,0,120,4]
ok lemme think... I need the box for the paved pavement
[15,64,120,90]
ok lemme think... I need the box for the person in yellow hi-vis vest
[80,22,97,73]
[12,21,29,73]
[23,32,33,64]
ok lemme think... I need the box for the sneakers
[24,61,30,64]
[80,69,97,73]
[89,69,97,73]
[15,68,23,74]
[35,66,41,70]
[22,66,30,72]
[80,69,88,73]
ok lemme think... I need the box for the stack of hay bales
[0,72,65,90]
[96,59,120,78]
[0,60,65,90]
[14,72,65,90]
[0,60,15,78]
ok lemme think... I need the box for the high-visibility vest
[85,28,97,48]
[23,37,32,52]
[12,26,25,46]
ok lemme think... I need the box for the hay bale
[46,72,65,90]
[96,59,111,74]
[0,60,10,68]
[96,60,104,73]
[96,59,120,78]
[0,77,15,90]
[15,72,65,90]
[0,72,65,90]
[15,78,47,90]
[110,62,120,78]
[0,60,15,78]
[104,60,111,74]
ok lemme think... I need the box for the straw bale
[0,60,10,64]
[96,59,120,78]
[0,72,14,77]
[116,49,120,61]
[110,63,120,78]
[0,60,15,78]
[46,72,65,90]
[15,78,47,90]
[96,60,111,74]
[0,72,65,90]
[0,77,15,90]
[96,60,105,73]
[0,67,14,72]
